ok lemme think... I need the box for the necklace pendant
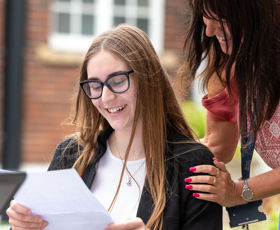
[127,177,132,186]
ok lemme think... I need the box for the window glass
[137,18,148,34]
[114,0,126,5]
[137,0,148,7]
[113,16,126,27]
[113,0,150,35]
[82,15,94,35]
[57,13,70,33]
[82,0,95,3]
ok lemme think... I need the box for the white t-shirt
[90,142,146,222]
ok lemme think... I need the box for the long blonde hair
[72,24,194,229]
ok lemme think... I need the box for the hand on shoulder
[184,158,244,207]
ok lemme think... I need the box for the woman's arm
[201,116,239,163]
[185,159,280,207]
[201,73,239,163]
[245,166,280,201]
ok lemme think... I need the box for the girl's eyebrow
[87,77,100,81]
[87,71,128,81]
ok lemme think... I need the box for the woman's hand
[6,200,48,230]
[184,158,244,207]
[105,217,149,230]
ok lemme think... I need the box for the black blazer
[49,126,222,230]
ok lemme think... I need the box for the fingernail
[213,157,219,161]
[184,178,192,183]
[189,167,196,172]
[185,185,193,189]
[193,193,200,198]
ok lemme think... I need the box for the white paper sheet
[14,169,113,230]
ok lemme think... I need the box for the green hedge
[180,100,206,138]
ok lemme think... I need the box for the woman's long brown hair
[179,0,280,135]
[70,25,194,229]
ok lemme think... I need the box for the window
[49,0,165,53]
[113,0,149,34]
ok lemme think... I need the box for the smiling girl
[6,24,222,230]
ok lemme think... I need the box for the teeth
[216,35,226,41]
[107,105,125,113]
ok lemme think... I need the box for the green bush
[267,211,279,230]
[180,100,206,138]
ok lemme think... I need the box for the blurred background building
[0,0,191,168]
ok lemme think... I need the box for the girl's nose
[101,85,116,103]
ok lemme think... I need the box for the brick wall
[161,0,191,77]
[21,0,79,162]
[164,0,189,53]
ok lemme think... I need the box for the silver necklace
[125,160,145,186]
[114,143,145,186]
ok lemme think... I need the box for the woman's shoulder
[167,130,214,167]
[48,135,81,170]
[57,135,79,150]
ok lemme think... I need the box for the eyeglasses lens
[83,74,129,99]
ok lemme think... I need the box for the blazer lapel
[136,181,153,223]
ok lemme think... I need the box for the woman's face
[86,50,138,132]
[203,14,232,55]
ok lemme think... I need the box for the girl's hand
[6,200,48,230]
[105,217,149,230]
[184,158,244,207]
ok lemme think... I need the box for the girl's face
[203,14,232,55]
[86,50,138,132]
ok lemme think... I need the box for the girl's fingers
[7,208,44,224]
[105,217,145,230]
[10,200,32,215]
[9,217,47,230]
[7,201,48,230]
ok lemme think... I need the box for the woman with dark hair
[6,24,222,230]
[179,0,280,208]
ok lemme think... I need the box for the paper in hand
[14,168,113,230]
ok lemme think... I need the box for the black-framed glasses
[80,70,134,99]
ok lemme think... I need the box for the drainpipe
[2,0,26,170]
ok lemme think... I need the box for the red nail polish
[184,178,192,183]
[193,193,200,198]
[185,185,193,189]
[189,167,196,172]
